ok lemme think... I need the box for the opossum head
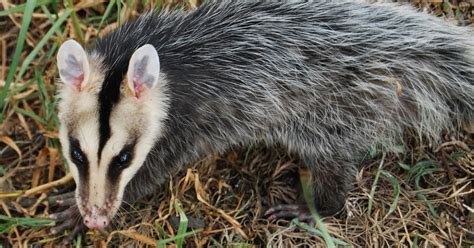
[56,40,168,229]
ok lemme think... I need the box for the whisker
[119,200,141,214]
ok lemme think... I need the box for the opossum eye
[71,146,86,167]
[68,137,87,167]
[118,151,131,165]
[115,144,133,169]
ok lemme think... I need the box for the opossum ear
[57,40,90,91]
[126,44,160,98]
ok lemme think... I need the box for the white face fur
[56,40,168,227]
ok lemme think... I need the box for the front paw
[48,192,86,244]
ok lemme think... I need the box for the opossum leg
[47,191,75,205]
[49,205,85,242]
[48,193,85,242]
[264,204,314,222]
[307,161,352,216]
[61,223,86,245]
[265,157,353,221]
[49,205,78,221]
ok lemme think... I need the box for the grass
[0,0,36,122]
[156,199,203,247]
[0,215,54,234]
[299,171,337,247]
[0,0,473,247]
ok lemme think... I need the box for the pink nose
[83,207,109,229]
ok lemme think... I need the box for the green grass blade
[35,69,48,110]
[41,4,63,38]
[398,163,411,171]
[402,159,437,182]
[291,219,350,246]
[41,5,55,22]
[117,0,123,25]
[449,151,467,160]
[401,159,439,218]
[51,0,59,16]
[369,144,377,159]
[399,159,440,218]
[6,79,35,99]
[300,172,336,248]
[65,0,84,43]
[0,215,54,234]
[13,105,47,125]
[157,229,203,248]
[367,152,386,215]
[155,1,163,12]
[414,169,440,218]
[0,0,37,122]
[156,199,199,248]
[99,0,116,30]
[0,0,50,17]
[74,234,82,248]
[411,234,419,248]
[175,199,188,248]
[381,170,400,216]
[15,8,72,82]
[44,41,60,62]
[155,224,167,244]
[35,68,59,130]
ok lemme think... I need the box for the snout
[83,206,109,229]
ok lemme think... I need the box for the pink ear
[57,40,90,91]
[126,44,160,98]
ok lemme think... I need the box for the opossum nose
[84,214,109,229]
[83,207,109,229]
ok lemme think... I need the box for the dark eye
[70,146,87,166]
[115,144,133,169]
[72,148,85,164]
[68,136,88,176]
[108,144,135,180]
[118,151,131,165]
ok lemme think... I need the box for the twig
[108,230,157,246]
[24,174,73,197]
[0,174,73,199]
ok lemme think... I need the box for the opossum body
[55,1,474,229]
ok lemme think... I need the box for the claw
[49,206,78,221]
[264,204,314,222]
[264,204,301,216]
[50,216,78,235]
[50,205,85,242]
[57,198,76,206]
[47,192,76,206]
[62,223,86,245]
[47,192,86,243]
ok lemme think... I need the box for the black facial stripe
[68,136,89,180]
[107,142,136,183]
[94,26,147,161]
[97,64,127,160]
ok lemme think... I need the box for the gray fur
[88,1,474,215]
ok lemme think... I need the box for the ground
[0,0,473,247]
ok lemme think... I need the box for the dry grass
[0,0,473,247]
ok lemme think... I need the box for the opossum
[52,0,473,233]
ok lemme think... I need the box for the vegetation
[0,0,472,246]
